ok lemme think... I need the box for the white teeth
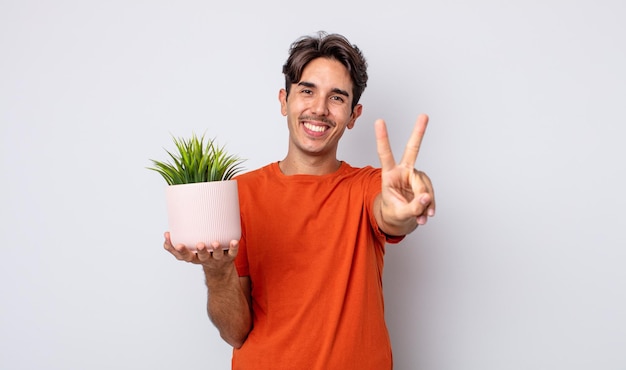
[304,123,327,132]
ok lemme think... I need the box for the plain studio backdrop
[1,1,625,369]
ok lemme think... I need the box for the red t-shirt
[233,162,403,370]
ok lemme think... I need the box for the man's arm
[374,114,436,236]
[164,233,252,348]
[203,267,252,348]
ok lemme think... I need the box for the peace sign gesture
[374,114,436,236]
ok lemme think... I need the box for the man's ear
[347,104,363,129]
[279,89,288,116]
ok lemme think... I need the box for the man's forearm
[204,265,252,348]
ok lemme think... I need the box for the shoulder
[340,162,381,181]
[233,163,280,194]
[331,163,382,198]
[234,163,276,181]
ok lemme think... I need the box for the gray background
[2,1,624,369]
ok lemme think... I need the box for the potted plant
[148,133,246,251]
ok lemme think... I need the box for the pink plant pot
[166,180,241,251]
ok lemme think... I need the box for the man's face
[279,57,362,158]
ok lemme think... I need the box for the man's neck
[278,155,342,176]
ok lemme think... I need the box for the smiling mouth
[303,122,328,133]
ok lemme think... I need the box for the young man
[164,31,435,369]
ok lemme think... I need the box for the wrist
[203,263,239,290]
[379,202,418,236]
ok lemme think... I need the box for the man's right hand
[163,231,240,271]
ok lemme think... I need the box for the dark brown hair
[282,31,368,110]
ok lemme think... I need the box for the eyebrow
[297,81,350,99]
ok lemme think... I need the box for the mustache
[299,115,335,127]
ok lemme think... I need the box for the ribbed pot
[166,180,241,251]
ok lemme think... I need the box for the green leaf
[147,132,246,185]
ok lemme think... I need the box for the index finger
[399,114,429,168]
[375,118,397,170]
